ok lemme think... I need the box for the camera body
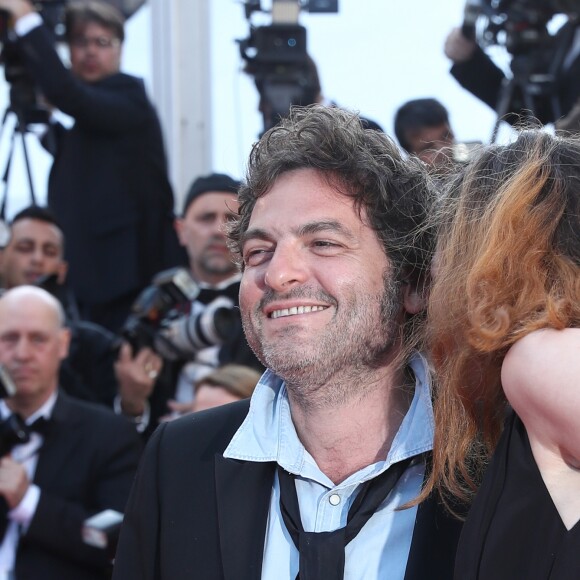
[0,1,66,124]
[464,0,580,122]
[238,0,338,132]
[120,267,241,361]
[121,267,200,355]
[471,0,580,55]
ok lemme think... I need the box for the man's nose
[14,338,33,360]
[30,248,45,264]
[264,243,308,292]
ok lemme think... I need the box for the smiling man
[113,105,462,580]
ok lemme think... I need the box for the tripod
[491,66,562,143]
[0,104,39,221]
[490,25,574,143]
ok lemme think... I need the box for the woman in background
[192,364,261,412]
[422,129,580,579]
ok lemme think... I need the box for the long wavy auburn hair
[419,129,580,512]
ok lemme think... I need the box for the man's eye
[197,214,216,224]
[312,240,340,250]
[244,248,271,266]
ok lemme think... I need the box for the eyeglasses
[70,36,120,49]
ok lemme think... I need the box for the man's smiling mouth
[270,305,328,319]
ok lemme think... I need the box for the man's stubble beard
[198,241,238,279]
[241,271,403,408]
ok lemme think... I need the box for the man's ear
[402,282,426,315]
[56,260,68,285]
[174,218,186,246]
[58,327,71,360]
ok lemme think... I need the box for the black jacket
[113,399,462,580]
[17,25,184,306]
[13,392,142,579]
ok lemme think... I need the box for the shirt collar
[0,391,58,424]
[224,353,434,480]
[197,272,241,290]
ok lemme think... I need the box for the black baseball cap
[182,173,240,216]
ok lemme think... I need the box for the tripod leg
[17,127,37,206]
[0,122,18,221]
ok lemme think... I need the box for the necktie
[27,416,51,437]
[196,283,240,306]
[277,457,413,580]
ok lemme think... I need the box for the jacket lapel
[215,454,276,580]
[33,394,79,488]
[403,492,463,580]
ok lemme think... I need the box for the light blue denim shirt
[224,352,434,579]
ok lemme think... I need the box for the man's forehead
[9,219,64,246]
[249,173,365,227]
[0,296,60,331]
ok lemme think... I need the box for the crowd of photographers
[0,0,578,576]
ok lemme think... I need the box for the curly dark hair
[228,104,437,289]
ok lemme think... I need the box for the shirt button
[329,494,341,506]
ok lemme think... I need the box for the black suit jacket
[113,399,462,579]
[17,25,184,306]
[13,392,142,580]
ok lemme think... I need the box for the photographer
[444,12,580,126]
[0,286,141,579]
[117,174,263,437]
[0,0,183,333]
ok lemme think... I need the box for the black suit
[11,392,141,580]
[113,400,462,580]
[16,25,185,330]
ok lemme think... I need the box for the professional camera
[0,365,30,458]
[238,0,338,132]
[0,1,67,125]
[120,267,199,354]
[463,0,574,54]
[120,267,240,360]
[462,0,580,136]
[154,295,240,361]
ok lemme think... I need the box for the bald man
[0,286,141,579]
